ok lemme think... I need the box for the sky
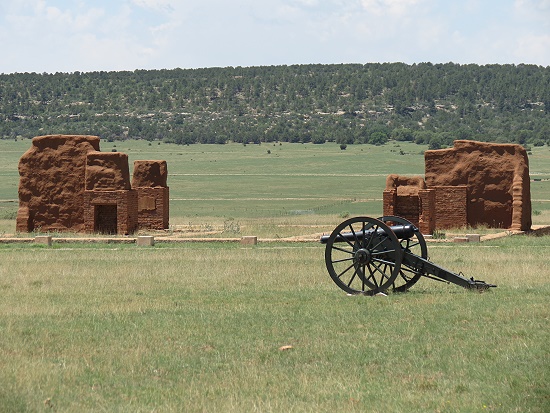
[1,0,549,74]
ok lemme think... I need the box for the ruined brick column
[383,189,397,217]
[383,174,427,230]
[83,152,138,235]
[132,160,169,230]
[418,189,436,235]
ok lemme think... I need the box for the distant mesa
[17,134,169,235]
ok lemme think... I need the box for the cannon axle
[320,223,417,245]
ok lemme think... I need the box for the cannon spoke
[365,264,379,288]
[363,251,399,286]
[331,254,357,265]
[335,262,356,280]
[363,225,379,250]
[398,268,416,281]
[370,260,394,281]
[378,216,427,293]
[331,244,355,256]
[348,225,360,246]
[336,263,371,293]
[361,264,367,292]
[371,249,398,256]
[393,268,417,287]
[339,231,357,250]
[369,235,389,252]
[403,239,420,250]
[352,263,371,292]
[371,256,399,267]
[346,270,358,288]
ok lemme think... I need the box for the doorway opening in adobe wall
[95,205,117,234]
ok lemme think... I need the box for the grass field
[0,139,549,412]
[0,236,548,412]
[0,139,427,224]
[1,138,549,234]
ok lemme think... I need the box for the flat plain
[0,139,549,412]
[1,138,549,233]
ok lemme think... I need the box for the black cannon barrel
[320,224,417,244]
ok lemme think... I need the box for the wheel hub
[354,248,371,265]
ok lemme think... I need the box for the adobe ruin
[383,140,531,234]
[132,160,170,231]
[17,135,169,235]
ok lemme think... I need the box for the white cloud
[514,0,550,26]
[131,0,175,13]
[0,0,548,73]
[290,0,319,6]
[515,33,550,65]
[360,0,427,16]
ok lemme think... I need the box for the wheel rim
[378,216,427,292]
[324,217,403,295]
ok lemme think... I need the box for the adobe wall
[433,186,468,229]
[16,135,100,232]
[83,152,138,234]
[85,151,131,191]
[418,189,436,235]
[383,174,435,233]
[132,161,169,230]
[17,135,169,235]
[425,140,531,231]
[135,187,169,230]
[132,160,167,188]
[83,190,138,235]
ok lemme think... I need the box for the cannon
[320,216,496,295]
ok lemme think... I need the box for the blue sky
[1,0,549,74]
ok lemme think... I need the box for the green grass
[1,139,549,228]
[128,140,425,219]
[0,236,548,412]
[0,139,549,411]
[0,139,426,226]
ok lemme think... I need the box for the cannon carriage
[320,216,496,295]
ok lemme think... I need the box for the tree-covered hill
[1,63,549,148]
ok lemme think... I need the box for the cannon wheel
[378,216,427,293]
[324,216,403,295]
